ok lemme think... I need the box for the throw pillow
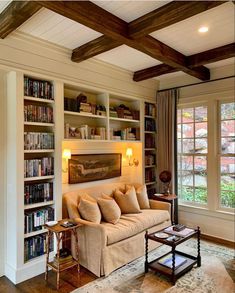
[78,198,101,223]
[126,184,150,209]
[97,197,121,224]
[114,186,141,214]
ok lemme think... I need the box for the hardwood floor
[0,266,96,293]
[0,237,233,293]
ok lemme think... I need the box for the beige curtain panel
[156,89,179,194]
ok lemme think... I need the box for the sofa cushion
[103,209,170,245]
[126,184,150,209]
[114,186,141,214]
[78,198,101,223]
[98,197,121,224]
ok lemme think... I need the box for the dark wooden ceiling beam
[41,1,209,80]
[72,36,121,63]
[187,43,235,67]
[133,43,235,81]
[133,64,178,82]
[71,1,225,72]
[129,1,225,39]
[0,1,41,39]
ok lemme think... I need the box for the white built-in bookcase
[5,71,155,284]
[6,71,63,283]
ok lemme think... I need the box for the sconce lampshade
[63,149,71,160]
[126,148,133,158]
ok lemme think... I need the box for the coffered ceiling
[0,1,234,82]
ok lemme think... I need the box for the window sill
[179,203,234,221]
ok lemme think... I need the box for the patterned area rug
[73,239,235,293]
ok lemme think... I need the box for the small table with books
[44,219,82,290]
[145,225,201,284]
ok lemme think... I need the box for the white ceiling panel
[18,8,102,49]
[92,0,171,22]
[206,57,235,69]
[0,0,12,13]
[151,2,235,56]
[95,45,161,71]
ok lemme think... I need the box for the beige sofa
[63,182,171,277]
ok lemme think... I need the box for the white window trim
[178,91,235,216]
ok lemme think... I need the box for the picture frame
[68,153,122,184]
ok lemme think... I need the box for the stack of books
[54,254,73,266]
[158,253,187,269]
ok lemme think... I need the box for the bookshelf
[6,71,63,283]
[63,84,141,142]
[144,102,157,197]
[23,76,55,262]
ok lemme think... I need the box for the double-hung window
[177,106,208,205]
[219,101,235,209]
[177,98,234,212]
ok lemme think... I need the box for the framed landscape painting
[68,153,122,184]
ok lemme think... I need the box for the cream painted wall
[0,69,6,277]
[62,141,143,194]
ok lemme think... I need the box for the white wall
[0,69,7,276]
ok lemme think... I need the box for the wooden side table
[153,194,178,224]
[44,219,82,290]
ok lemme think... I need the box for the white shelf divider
[24,228,48,239]
[24,149,54,153]
[24,96,54,104]
[24,175,54,182]
[24,201,54,210]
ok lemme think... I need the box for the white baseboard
[5,253,54,284]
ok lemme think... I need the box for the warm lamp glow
[126,148,139,167]
[198,26,209,33]
[126,148,133,158]
[63,149,71,160]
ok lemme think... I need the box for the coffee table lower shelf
[146,250,198,284]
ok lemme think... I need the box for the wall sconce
[126,148,139,167]
[62,149,71,172]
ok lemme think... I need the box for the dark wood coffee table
[145,226,201,284]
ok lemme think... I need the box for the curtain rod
[157,75,235,92]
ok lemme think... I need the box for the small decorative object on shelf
[159,170,172,195]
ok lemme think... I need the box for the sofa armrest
[73,217,107,246]
[149,199,171,214]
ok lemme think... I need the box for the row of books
[145,118,156,132]
[145,133,156,148]
[64,123,106,140]
[24,132,54,150]
[24,234,54,262]
[145,154,155,166]
[110,128,140,141]
[64,97,106,114]
[145,103,156,117]
[24,207,54,234]
[109,107,140,120]
[145,168,156,183]
[24,105,53,123]
[24,77,54,100]
[24,157,54,178]
[24,182,53,205]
